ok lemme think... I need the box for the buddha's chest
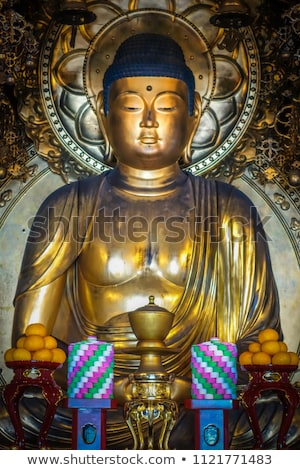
[79,187,195,287]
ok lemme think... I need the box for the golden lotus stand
[123,296,179,450]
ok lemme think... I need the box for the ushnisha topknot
[103,33,195,115]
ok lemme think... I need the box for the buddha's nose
[140,108,158,128]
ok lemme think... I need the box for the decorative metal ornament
[81,423,97,445]
[210,0,253,51]
[0,1,39,184]
[0,0,39,85]
[54,0,96,47]
[204,424,220,446]
[210,0,253,29]
[55,0,96,24]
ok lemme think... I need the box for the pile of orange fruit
[4,322,66,364]
[239,328,299,366]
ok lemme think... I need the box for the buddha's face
[99,76,199,171]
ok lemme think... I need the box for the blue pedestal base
[67,398,117,450]
[185,399,239,450]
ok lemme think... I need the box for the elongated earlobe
[96,91,114,164]
[181,92,202,165]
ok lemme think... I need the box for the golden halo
[83,8,216,116]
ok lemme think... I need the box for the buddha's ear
[191,91,202,134]
[182,91,202,164]
[96,91,113,162]
[96,90,107,136]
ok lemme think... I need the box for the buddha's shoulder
[39,172,110,206]
[215,179,254,206]
[189,174,257,211]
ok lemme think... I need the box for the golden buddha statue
[10,33,281,448]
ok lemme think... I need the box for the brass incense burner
[124,296,179,449]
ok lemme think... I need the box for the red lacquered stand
[2,361,63,449]
[185,398,239,450]
[240,365,300,449]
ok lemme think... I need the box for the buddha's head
[97,33,201,169]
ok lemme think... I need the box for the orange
[239,351,253,365]
[258,328,279,344]
[51,348,67,364]
[4,348,16,362]
[261,340,281,356]
[271,352,291,365]
[252,351,272,365]
[248,342,261,353]
[12,348,32,361]
[44,335,58,349]
[278,341,288,352]
[288,352,299,366]
[32,348,53,362]
[16,336,26,348]
[25,323,47,337]
[23,335,45,352]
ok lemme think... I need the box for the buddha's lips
[138,135,160,145]
[140,137,158,145]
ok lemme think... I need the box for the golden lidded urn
[129,295,175,388]
[124,296,179,449]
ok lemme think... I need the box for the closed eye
[121,106,142,111]
[157,106,177,112]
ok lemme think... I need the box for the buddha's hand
[113,376,192,405]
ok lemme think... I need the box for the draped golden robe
[13,172,281,385]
